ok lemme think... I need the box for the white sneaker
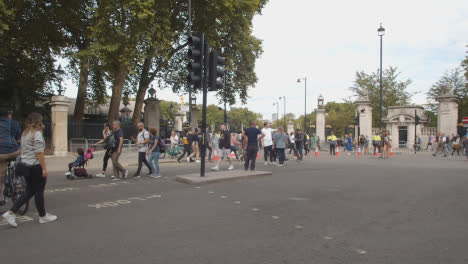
[187,157,190,162]
[39,213,57,224]
[264,162,268,165]
[228,165,234,171]
[211,166,219,171]
[123,170,129,179]
[110,175,116,179]
[65,172,71,176]
[195,160,201,163]
[95,173,106,178]
[2,211,17,228]
[150,174,161,179]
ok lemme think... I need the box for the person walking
[346,133,353,155]
[426,134,433,151]
[359,134,367,154]
[451,135,461,156]
[169,130,179,152]
[230,132,240,160]
[304,133,310,155]
[131,122,152,178]
[212,123,233,171]
[382,130,392,159]
[147,128,161,178]
[288,132,295,154]
[110,120,128,180]
[295,129,305,161]
[2,112,57,227]
[92,123,112,178]
[273,127,288,166]
[327,132,337,155]
[188,128,200,162]
[244,121,264,171]
[262,122,274,165]
[205,127,212,161]
[0,107,21,206]
[177,129,192,163]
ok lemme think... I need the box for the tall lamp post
[279,96,286,128]
[273,101,279,127]
[378,23,385,130]
[297,77,307,131]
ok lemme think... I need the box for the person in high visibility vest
[372,134,382,154]
[327,132,337,155]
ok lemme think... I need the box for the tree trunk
[108,64,128,123]
[72,57,89,137]
[131,55,152,125]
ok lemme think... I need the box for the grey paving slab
[176,170,272,184]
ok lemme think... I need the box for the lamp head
[377,23,385,36]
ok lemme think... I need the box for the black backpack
[104,132,117,150]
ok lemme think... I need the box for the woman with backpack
[92,123,112,178]
[147,127,162,178]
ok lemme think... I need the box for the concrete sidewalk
[45,150,179,172]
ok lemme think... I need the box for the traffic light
[208,51,225,91]
[187,34,204,89]
[354,113,360,126]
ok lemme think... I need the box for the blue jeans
[277,148,285,164]
[147,152,160,175]
[296,146,303,160]
[230,146,239,159]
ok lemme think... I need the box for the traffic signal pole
[200,41,209,177]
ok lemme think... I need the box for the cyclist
[0,107,21,206]
[3,112,57,227]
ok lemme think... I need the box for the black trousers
[177,145,192,161]
[136,152,152,175]
[244,144,259,170]
[264,145,273,162]
[330,143,336,155]
[11,164,46,217]
[102,149,111,172]
[207,146,212,160]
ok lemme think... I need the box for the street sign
[463,117,468,124]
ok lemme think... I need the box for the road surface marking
[355,249,367,254]
[288,197,309,201]
[208,191,215,194]
[272,216,279,219]
[46,187,80,193]
[88,194,162,209]
[0,216,33,226]
[220,196,227,199]
[195,186,201,189]
[251,208,260,211]
[234,201,241,204]
[323,236,333,240]
[294,225,303,229]
[90,181,130,188]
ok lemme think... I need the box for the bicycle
[2,158,29,215]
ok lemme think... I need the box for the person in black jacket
[177,129,193,163]
[212,124,233,171]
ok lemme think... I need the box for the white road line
[323,236,333,240]
[355,249,367,254]
[234,201,241,204]
[208,191,215,194]
[272,216,279,219]
[195,186,201,189]
[294,225,303,229]
[251,208,260,211]
[220,196,227,199]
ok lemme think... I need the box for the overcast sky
[65,0,468,120]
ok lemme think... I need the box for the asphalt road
[1,152,468,264]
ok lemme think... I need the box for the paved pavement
[1,151,468,264]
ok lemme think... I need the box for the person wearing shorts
[212,123,233,171]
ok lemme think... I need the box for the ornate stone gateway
[382,106,427,149]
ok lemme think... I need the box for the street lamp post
[273,101,279,127]
[297,77,307,131]
[279,96,286,128]
[378,23,385,130]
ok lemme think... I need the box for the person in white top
[261,122,274,165]
[170,130,179,150]
[131,122,153,178]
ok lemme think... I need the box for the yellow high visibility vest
[327,135,337,141]
[373,135,381,141]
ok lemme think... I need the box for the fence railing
[69,138,135,153]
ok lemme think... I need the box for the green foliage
[349,66,413,126]
[198,105,262,132]
[426,67,467,122]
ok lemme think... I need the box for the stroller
[66,146,95,180]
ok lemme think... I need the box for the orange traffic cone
[256,153,260,159]
[315,145,319,157]
[389,149,394,157]
[357,148,362,157]
[213,148,219,161]
[230,151,236,159]
[374,149,379,157]
[335,146,340,157]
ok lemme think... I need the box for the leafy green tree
[426,67,467,122]
[349,66,412,127]
[0,0,67,118]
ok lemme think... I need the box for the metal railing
[69,138,134,153]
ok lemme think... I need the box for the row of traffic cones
[312,145,393,157]
[213,147,261,161]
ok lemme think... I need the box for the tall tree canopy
[349,66,413,126]
[426,67,468,122]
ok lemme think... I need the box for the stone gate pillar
[436,89,458,136]
[175,110,185,132]
[50,95,71,156]
[355,95,373,138]
[316,108,326,142]
[144,87,160,135]
[190,108,199,129]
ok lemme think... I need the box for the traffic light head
[187,34,204,88]
[415,115,420,125]
[208,51,225,92]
